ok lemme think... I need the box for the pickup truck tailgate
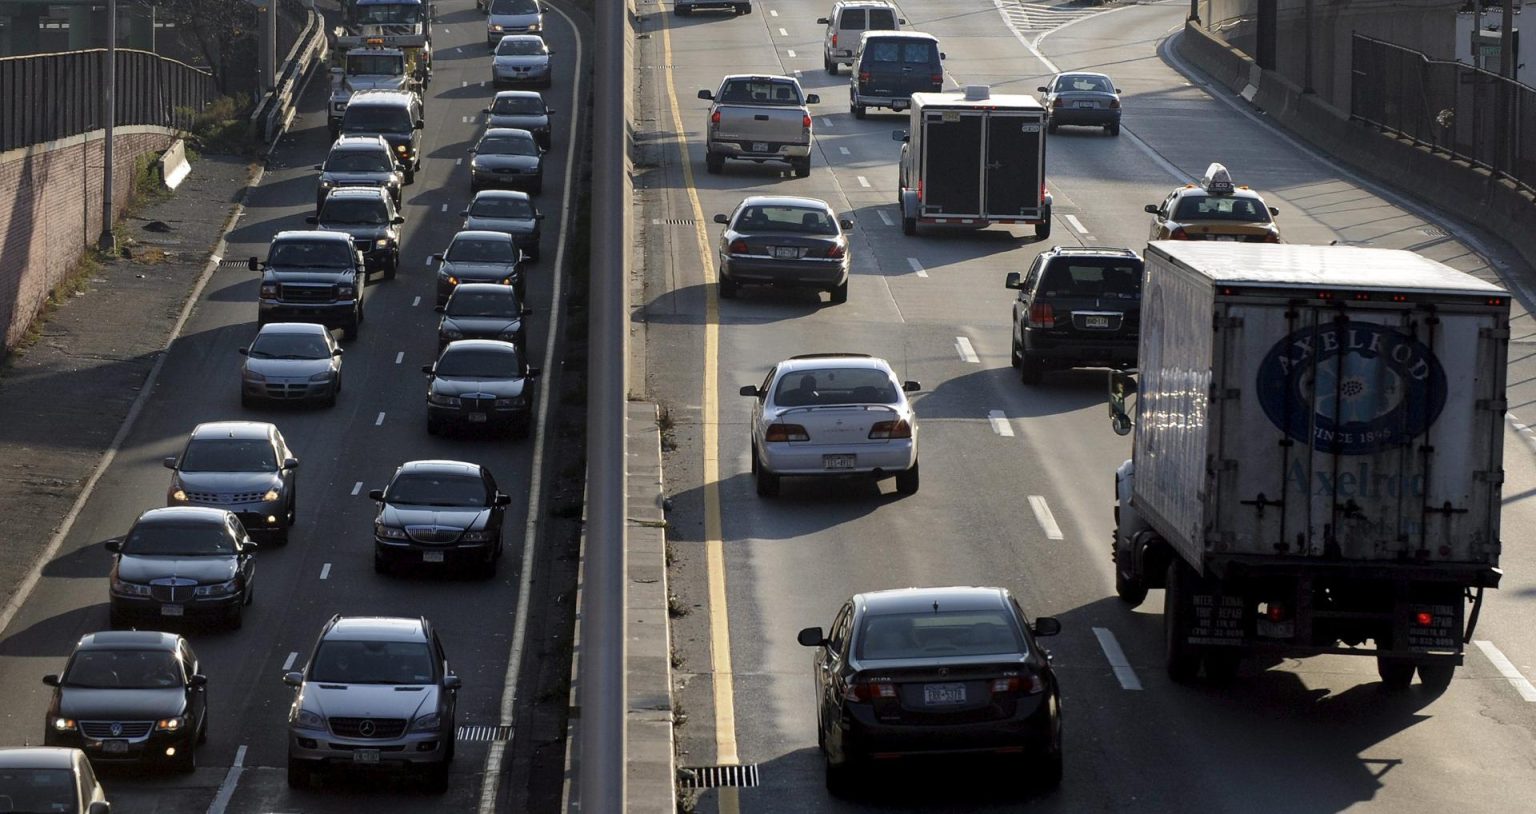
[715,104,808,145]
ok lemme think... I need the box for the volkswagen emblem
[937,667,949,676]
[219,494,234,503]
[358,719,377,737]
[109,722,123,737]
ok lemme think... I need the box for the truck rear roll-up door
[921,112,983,217]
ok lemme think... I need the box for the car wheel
[1417,662,1455,693]
[1114,561,1148,606]
[1036,713,1063,792]
[1019,354,1043,385]
[1377,657,1415,690]
[271,524,290,546]
[1035,213,1052,240]
[824,751,855,798]
[793,158,812,178]
[226,602,244,630]
[174,740,197,774]
[705,152,724,174]
[1010,335,1023,368]
[478,548,499,579]
[424,760,451,794]
[344,319,360,341]
[405,168,416,185]
[323,381,339,408]
[385,254,399,280]
[829,280,848,305]
[717,273,737,299]
[755,461,781,498]
[198,713,208,745]
[241,391,254,409]
[736,2,751,13]
[108,605,128,630]
[1108,123,1121,136]
[287,758,310,789]
[895,463,919,495]
[824,55,836,75]
[851,102,866,120]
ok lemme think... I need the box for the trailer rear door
[920,110,983,217]
[982,112,1044,218]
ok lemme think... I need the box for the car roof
[774,354,888,374]
[257,322,333,336]
[452,229,516,242]
[398,459,485,477]
[348,89,415,105]
[857,586,1012,615]
[481,127,537,139]
[471,189,533,203]
[836,0,898,8]
[273,230,355,244]
[134,505,235,525]
[323,616,429,642]
[77,630,181,651]
[492,90,545,101]
[331,135,391,151]
[859,30,935,42]
[449,283,519,297]
[737,195,833,210]
[1046,245,1141,259]
[443,338,520,353]
[190,421,275,441]
[721,73,798,83]
[0,747,79,769]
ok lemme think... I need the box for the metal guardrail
[251,7,328,144]
[0,49,216,153]
[1351,33,1534,197]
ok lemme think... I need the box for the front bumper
[242,376,335,403]
[492,67,551,86]
[110,590,243,621]
[47,726,196,765]
[721,255,848,289]
[758,440,916,477]
[171,495,288,531]
[260,300,357,329]
[427,401,532,429]
[289,725,451,769]
[376,536,498,566]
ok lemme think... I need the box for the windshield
[320,198,390,225]
[325,152,394,173]
[718,79,801,105]
[347,54,406,75]
[470,196,534,219]
[249,332,332,360]
[310,640,435,685]
[180,438,277,472]
[1038,260,1142,298]
[435,347,523,378]
[446,238,518,263]
[0,768,76,811]
[735,205,838,235]
[122,522,235,556]
[478,134,539,156]
[857,609,1026,660]
[773,367,898,407]
[64,649,183,689]
[490,0,539,14]
[384,472,489,506]
[1173,194,1271,223]
[341,105,412,134]
[491,95,544,114]
[355,3,422,24]
[1055,74,1113,93]
[496,38,547,56]
[447,290,519,317]
[269,240,354,267]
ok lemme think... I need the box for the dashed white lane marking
[821,117,834,127]
[1093,627,1144,690]
[456,157,463,166]
[955,336,979,363]
[987,410,1014,437]
[906,257,927,277]
[1028,495,1064,539]
[793,69,803,77]
[375,412,386,426]
[441,203,448,213]
[423,257,433,267]
[206,744,247,814]
[856,175,871,188]
[778,26,788,36]
[320,563,332,580]
[282,651,298,671]
[787,49,797,57]
[877,210,893,226]
[769,8,778,15]
[1475,640,1536,702]
[838,146,850,155]
[412,295,422,306]
[395,351,405,364]
[462,80,468,88]
[1065,214,1088,233]
[462,115,474,123]
[350,481,363,496]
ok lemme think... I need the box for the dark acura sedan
[715,195,853,304]
[43,631,208,773]
[435,284,532,351]
[368,461,512,576]
[423,340,539,438]
[107,507,257,630]
[798,586,1063,796]
[468,127,544,194]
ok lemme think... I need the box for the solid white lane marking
[1065,214,1088,233]
[319,563,332,580]
[1475,640,1536,702]
[375,412,386,426]
[877,210,893,226]
[1093,627,1144,690]
[395,351,404,364]
[463,115,474,123]
[838,146,850,155]
[906,257,927,277]
[778,26,788,35]
[1028,495,1064,539]
[1123,126,1194,184]
[206,744,247,814]
[412,295,422,306]
[282,651,298,671]
[787,49,797,57]
[987,410,1014,436]
[350,481,362,496]
[955,336,979,363]
[856,175,870,188]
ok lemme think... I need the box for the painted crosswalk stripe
[906,257,927,277]
[988,410,1014,436]
[821,117,834,127]
[1475,640,1536,701]
[955,336,979,363]
[1028,495,1064,539]
[1093,627,1144,690]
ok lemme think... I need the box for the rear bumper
[47,728,196,766]
[852,92,915,110]
[709,140,812,161]
[840,697,1052,761]
[1049,108,1120,126]
[758,441,916,476]
[720,256,847,289]
[1023,333,1137,367]
[375,538,498,565]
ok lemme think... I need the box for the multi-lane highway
[0,1,587,811]
[645,1,1536,811]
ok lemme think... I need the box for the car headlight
[293,709,325,729]
[445,275,462,286]
[171,488,189,502]
[461,529,496,542]
[319,179,334,189]
[338,284,357,298]
[441,328,465,340]
[309,371,333,382]
[112,578,152,597]
[263,489,281,502]
[374,238,390,249]
[193,578,239,597]
[260,283,279,298]
[494,396,527,408]
[52,717,77,732]
[410,713,443,732]
[490,23,504,31]
[156,716,189,732]
[242,368,266,382]
[375,523,410,539]
[428,393,461,407]
[395,144,408,155]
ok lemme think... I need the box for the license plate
[1075,101,1096,108]
[353,749,381,764]
[923,682,966,705]
[751,141,769,152]
[468,412,488,422]
[423,551,445,563]
[1084,315,1110,328]
[1215,235,1238,241]
[823,454,855,470]
[161,604,184,617]
[772,246,799,259]
[102,741,129,754]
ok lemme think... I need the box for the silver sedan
[239,322,343,407]
[715,195,852,304]
[491,34,553,89]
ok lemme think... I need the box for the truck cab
[249,232,368,340]
[328,44,428,136]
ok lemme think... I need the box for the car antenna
[932,600,940,614]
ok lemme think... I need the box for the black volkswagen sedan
[368,460,512,576]
[106,507,257,630]
[43,631,208,773]
[423,340,539,438]
[797,586,1063,796]
[435,284,532,351]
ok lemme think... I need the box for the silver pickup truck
[698,75,820,177]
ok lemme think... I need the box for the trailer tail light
[803,113,813,129]
[728,239,749,254]
[1415,611,1435,627]
[825,243,846,259]
[1262,602,1290,623]
[710,110,721,124]
[847,679,896,702]
[868,419,911,439]
[1169,227,1190,240]
[1028,302,1055,329]
[917,179,924,202]
[765,423,809,442]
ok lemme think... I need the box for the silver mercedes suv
[284,616,459,791]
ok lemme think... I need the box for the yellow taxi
[1144,163,1281,243]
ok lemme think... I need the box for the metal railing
[1351,33,1533,197]
[0,48,216,153]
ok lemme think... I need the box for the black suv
[313,135,404,211]
[250,231,367,340]
[339,90,426,183]
[368,461,512,576]
[307,187,404,279]
[1005,246,1142,385]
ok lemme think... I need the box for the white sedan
[739,354,920,497]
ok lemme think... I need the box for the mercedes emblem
[358,719,377,737]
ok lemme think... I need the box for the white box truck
[1108,242,1510,689]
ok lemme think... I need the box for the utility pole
[98,0,117,254]
[1500,0,1515,79]
[1302,0,1314,93]
[1188,0,1200,24]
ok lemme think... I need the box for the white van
[818,1,904,74]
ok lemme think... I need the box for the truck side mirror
[697,89,714,101]
[1269,207,1280,217]
[414,120,425,130]
[806,93,820,104]
[1032,617,1062,637]
[817,16,829,23]
[248,257,261,271]
[797,627,827,647]
[1004,271,1023,290]
[1037,86,1048,93]
[1108,370,1138,436]
[903,381,921,392]
[305,216,318,224]
[939,52,946,60]
[891,130,908,142]
[393,216,406,224]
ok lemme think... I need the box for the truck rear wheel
[792,158,811,178]
[705,152,724,174]
[1417,663,1455,693]
[851,102,866,119]
[901,214,916,236]
[1114,561,1147,607]
[1377,658,1414,690]
[1164,560,1201,683]
[1035,213,1052,240]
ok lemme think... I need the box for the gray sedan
[239,322,343,407]
[715,195,852,304]
[485,90,553,148]
[1038,71,1122,135]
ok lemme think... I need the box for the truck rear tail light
[825,243,846,259]
[930,74,944,86]
[1028,302,1055,329]
[868,419,911,439]
[1414,611,1435,627]
[847,679,896,702]
[710,110,721,124]
[1169,227,1190,240]
[803,114,814,129]
[1261,602,1290,622]
[765,423,809,442]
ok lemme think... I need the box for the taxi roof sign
[1201,162,1235,194]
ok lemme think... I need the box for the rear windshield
[65,649,183,689]
[0,768,74,811]
[857,610,1025,660]
[1055,74,1113,93]
[311,640,435,685]
[837,9,864,28]
[1039,260,1142,298]
[735,205,837,235]
[867,7,897,28]
[384,472,488,507]
[321,197,390,225]
[773,367,897,407]
[270,240,355,267]
[181,438,277,472]
[325,152,393,173]
[447,237,519,263]
[864,40,936,65]
[718,79,802,105]
[1173,194,1272,223]
[492,95,544,114]
[341,105,412,134]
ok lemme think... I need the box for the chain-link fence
[1351,33,1533,196]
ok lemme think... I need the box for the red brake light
[831,32,838,48]
[1265,602,1289,622]
[728,239,749,254]
[802,114,813,129]
[1169,227,1190,240]
[1415,611,1434,627]
[990,675,1046,696]
[917,178,923,202]
[858,70,870,84]
[1028,302,1055,329]
[930,74,944,85]
[825,243,846,259]
[710,110,721,124]
[765,423,809,442]
[847,680,896,702]
[868,419,911,439]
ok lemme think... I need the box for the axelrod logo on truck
[1256,321,1447,455]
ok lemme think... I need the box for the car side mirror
[903,381,921,392]
[1109,370,1137,436]
[535,213,546,220]
[188,674,208,687]
[444,674,463,690]
[797,627,827,647]
[839,218,854,230]
[283,457,299,470]
[1116,87,1123,93]
[713,213,729,224]
[433,305,446,313]
[305,215,318,224]
[414,120,425,130]
[1143,204,1160,215]
[283,671,304,687]
[939,52,946,60]
[431,254,444,263]
[248,257,261,271]
[393,216,406,224]
[1269,206,1280,217]
[1005,271,1023,290]
[333,347,345,356]
[163,456,178,469]
[459,210,470,217]
[495,493,512,506]
[238,347,250,356]
[697,89,715,100]
[241,540,260,552]
[468,147,478,154]
[816,16,829,23]
[806,93,821,104]
[546,108,557,114]
[739,385,760,397]
[521,306,534,316]
[421,364,435,374]
[526,366,542,378]
[1033,617,1062,637]
[898,17,907,23]
[42,674,60,687]
[104,539,122,554]
[891,130,908,142]
[312,164,324,171]
[483,107,492,114]
[87,802,111,814]
[1037,86,1048,93]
